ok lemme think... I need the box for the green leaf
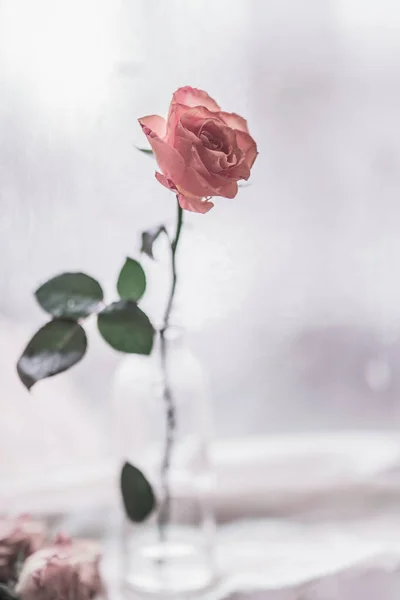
[35,273,103,319]
[141,225,167,259]
[117,258,146,302]
[136,147,154,155]
[97,300,154,354]
[120,462,156,522]
[17,319,87,390]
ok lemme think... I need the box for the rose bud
[16,535,103,600]
[0,516,45,582]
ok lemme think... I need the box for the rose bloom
[16,535,103,600]
[139,86,258,213]
[0,516,45,582]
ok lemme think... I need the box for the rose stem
[158,197,184,541]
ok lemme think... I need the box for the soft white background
[1,0,400,485]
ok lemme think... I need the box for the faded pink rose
[139,86,258,213]
[0,516,45,582]
[16,535,103,600]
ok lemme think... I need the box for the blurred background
[1,0,400,520]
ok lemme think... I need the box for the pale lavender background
[1,0,400,461]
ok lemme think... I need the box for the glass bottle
[112,326,216,596]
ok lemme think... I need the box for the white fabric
[222,560,400,599]
[208,432,400,520]
[3,421,400,503]
[103,518,400,599]
[3,429,400,516]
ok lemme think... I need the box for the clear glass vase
[112,326,217,597]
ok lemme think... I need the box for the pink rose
[16,535,103,600]
[0,516,45,582]
[139,86,258,213]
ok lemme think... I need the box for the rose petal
[191,145,242,194]
[148,126,227,199]
[177,165,212,197]
[218,151,237,170]
[196,144,225,173]
[174,121,216,163]
[0,516,46,583]
[180,164,238,199]
[154,149,236,201]
[155,171,178,191]
[199,119,236,154]
[180,105,220,130]
[172,130,240,198]
[180,109,238,155]
[225,159,251,181]
[171,87,220,112]
[177,193,214,214]
[152,141,217,198]
[16,538,102,600]
[139,119,185,182]
[236,130,258,169]
[218,111,249,133]
[166,103,190,145]
[155,168,215,213]
[138,115,167,139]
[173,130,216,181]
[173,132,196,165]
